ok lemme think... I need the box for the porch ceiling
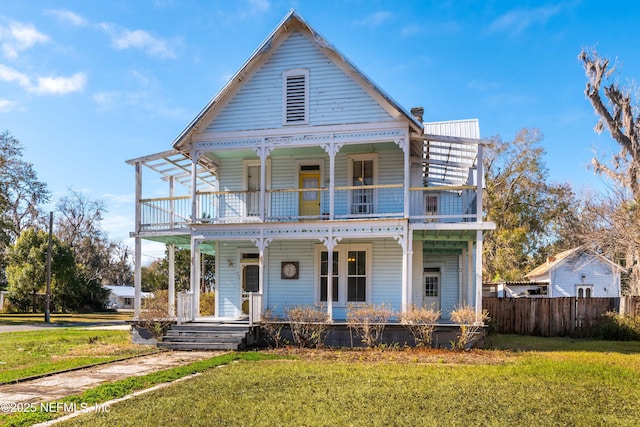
[415,228,476,254]
[143,235,216,255]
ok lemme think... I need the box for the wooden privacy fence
[483,297,640,338]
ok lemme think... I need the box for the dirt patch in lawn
[264,347,515,365]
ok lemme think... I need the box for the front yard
[57,336,640,427]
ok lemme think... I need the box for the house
[524,248,624,298]
[104,285,152,310]
[126,10,495,327]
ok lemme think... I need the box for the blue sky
[1,0,638,262]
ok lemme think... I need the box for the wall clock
[281,261,299,279]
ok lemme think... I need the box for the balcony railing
[137,184,479,231]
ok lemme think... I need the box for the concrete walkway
[0,351,218,413]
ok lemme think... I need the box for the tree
[6,228,75,312]
[0,131,50,290]
[579,49,640,293]
[483,128,578,281]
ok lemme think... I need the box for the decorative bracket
[319,236,342,251]
[251,237,273,252]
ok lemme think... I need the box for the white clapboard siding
[208,31,392,132]
[549,256,620,298]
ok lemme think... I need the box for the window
[425,194,438,222]
[347,251,367,302]
[124,298,133,306]
[243,159,271,217]
[320,251,339,302]
[348,154,378,215]
[316,244,371,305]
[576,285,593,298]
[283,69,309,125]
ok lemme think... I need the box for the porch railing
[177,291,194,325]
[137,184,480,230]
[242,292,263,327]
[409,185,478,223]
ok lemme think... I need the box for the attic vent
[283,69,309,125]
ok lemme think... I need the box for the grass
[0,352,282,427]
[50,336,640,427]
[0,312,133,325]
[0,329,153,384]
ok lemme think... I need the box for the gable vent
[283,69,309,125]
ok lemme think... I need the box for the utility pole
[45,211,53,323]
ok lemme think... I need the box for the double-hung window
[348,154,378,216]
[316,244,371,305]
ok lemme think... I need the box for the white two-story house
[127,10,495,326]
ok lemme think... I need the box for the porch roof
[125,149,218,192]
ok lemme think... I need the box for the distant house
[524,248,624,298]
[104,285,152,310]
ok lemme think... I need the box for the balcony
[138,185,479,231]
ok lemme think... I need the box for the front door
[422,268,440,311]
[299,170,321,217]
[241,263,259,314]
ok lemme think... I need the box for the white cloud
[32,72,86,95]
[0,99,18,112]
[0,65,86,95]
[0,21,49,58]
[356,11,393,27]
[100,23,177,59]
[45,9,88,27]
[0,64,31,88]
[488,5,562,35]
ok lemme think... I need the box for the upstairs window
[283,69,309,125]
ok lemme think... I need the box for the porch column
[168,243,175,317]
[321,141,342,220]
[467,241,473,306]
[475,230,483,324]
[190,237,201,321]
[214,240,220,317]
[134,237,142,320]
[252,235,272,309]
[476,143,483,223]
[395,228,411,313]
[402,136,410,217]
[190,150,202,223]
[168,175,176,317]
[133,161,142,320]
[253,144,271,222]
[321,233,342,321]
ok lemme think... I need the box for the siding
[423,253,460,320]
[547,257,621,298]
[217,148,405,218]
[208,31,392,132]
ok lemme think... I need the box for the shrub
[450,304,489,350]
[346,303,393,348]
[598,311,640,341]
[261,308,287,348]
[284,305,329,348]
[200,291,215,316]
[400,305,441,347]
[134,290,174,338]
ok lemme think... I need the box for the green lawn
[0,312,132,325]
[55,337,640,427]
[0,329,154,384]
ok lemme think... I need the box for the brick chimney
[410,106,424,123]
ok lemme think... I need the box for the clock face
[282,262,298,279]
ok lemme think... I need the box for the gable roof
[526,247,625,278]
[171,9,423,151]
